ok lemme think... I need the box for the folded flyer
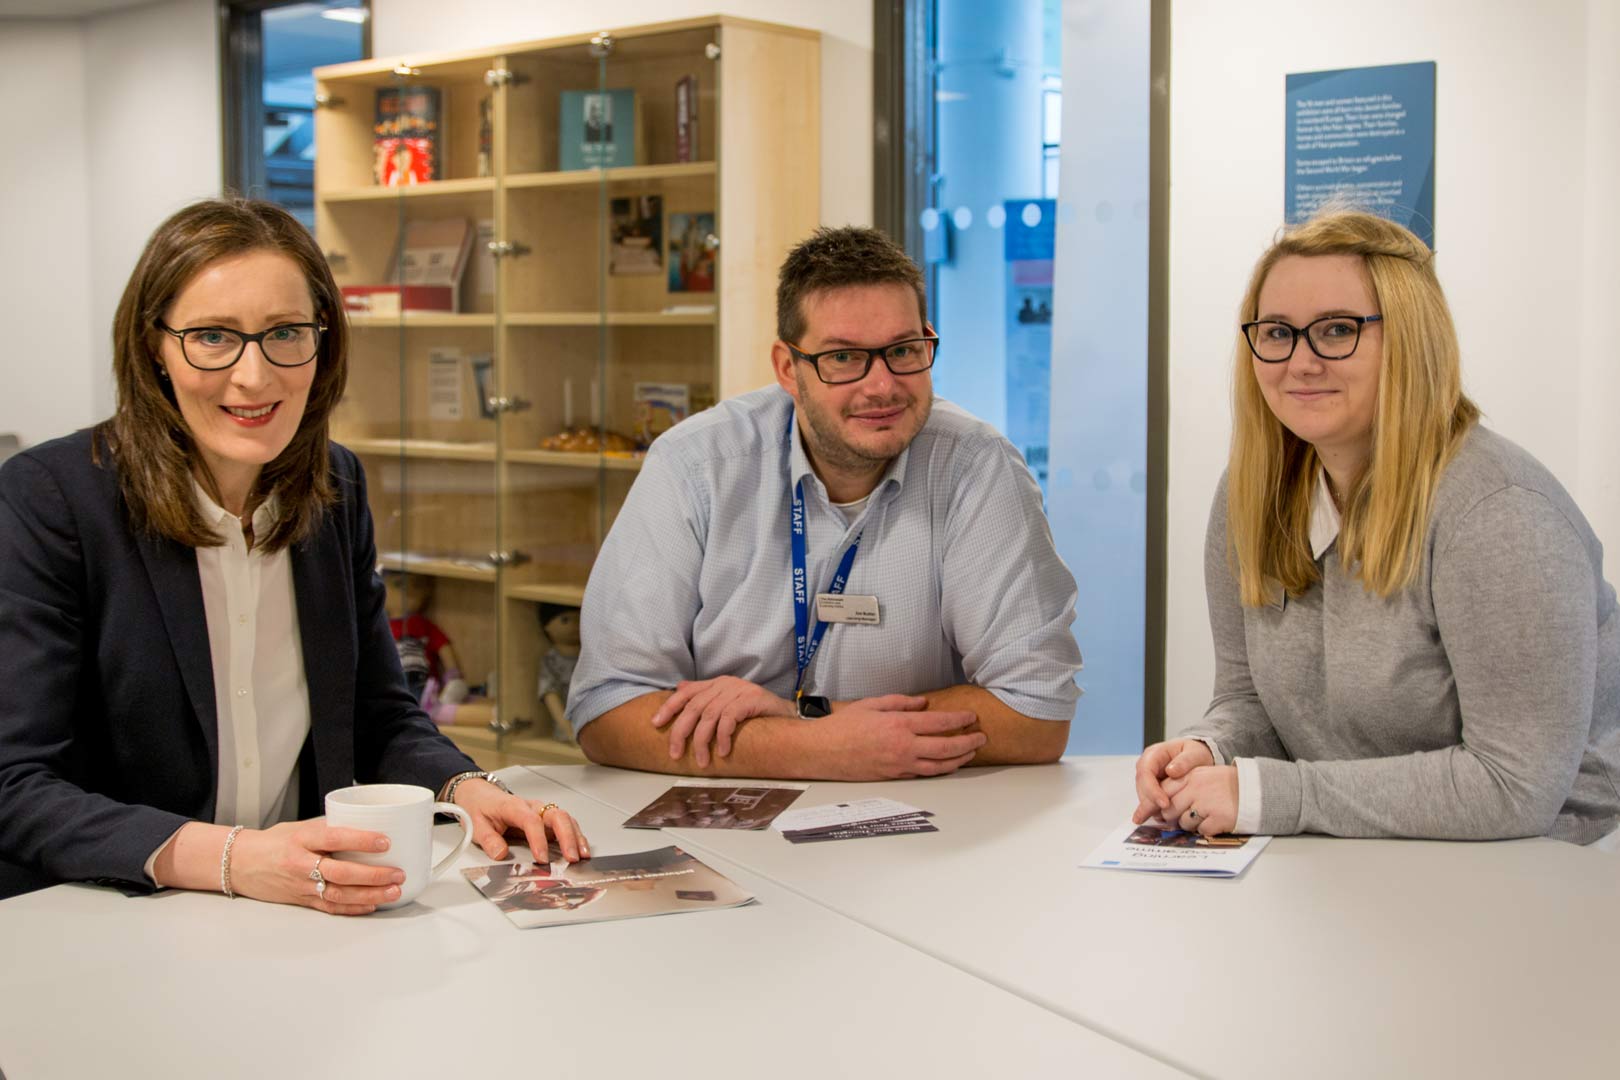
[1081,823,1271,878]
[464,846,754,928]
[773,797,937,842]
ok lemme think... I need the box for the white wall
[1166,0,1620,734]
[0,22,94,447]
[84,0,222,419]
[0,0,220,444]
[370,0,873,227]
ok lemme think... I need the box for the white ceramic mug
[325,783,475,909]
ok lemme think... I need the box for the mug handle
[430,802,476,879]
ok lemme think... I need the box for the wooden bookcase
[314,17,820,767]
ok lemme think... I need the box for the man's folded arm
[909,685,1067,764]
[577,691,830,779]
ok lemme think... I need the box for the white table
[524,757,1620,1080]
[0,769,1184,1080]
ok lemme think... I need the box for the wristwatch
[442,770,512,805]
[796,694,832,719]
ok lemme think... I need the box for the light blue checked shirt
[567,386,1083,733]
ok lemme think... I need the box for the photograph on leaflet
[624,784,807,831]
[1126,825,1250,849]
[463,846,753,929]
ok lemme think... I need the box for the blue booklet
[559,88,637,169]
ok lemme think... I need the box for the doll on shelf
[536,603,581,742]
[382,570,495,727]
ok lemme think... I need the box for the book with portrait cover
[463,846,754,929]
[373,86,442,185]
[558,88,638,169]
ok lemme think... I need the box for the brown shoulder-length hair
[1227,208,1479,606]
[94,197,349,553]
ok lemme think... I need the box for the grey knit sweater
[1183,426,1620,843]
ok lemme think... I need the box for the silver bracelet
[442,770,511,806]
[220,824,246,898]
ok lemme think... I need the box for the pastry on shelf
[538,426,639,454]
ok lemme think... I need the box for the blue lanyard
[790,432,863,698]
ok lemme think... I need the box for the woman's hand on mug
[453,779,591,863]
[1131,738,1216,824]
[230,820,405,915]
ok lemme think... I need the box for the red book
[374,86,442,185]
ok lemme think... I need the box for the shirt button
[243,758,254,769]
[238,614,249,624]
[236,688,248,697]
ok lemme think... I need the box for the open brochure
[1081,823,1272,878]
[464,846,754,929]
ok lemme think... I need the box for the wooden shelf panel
[506,311,716,327]
[504,450,643,471]
[442,724,588,767]
[377,552,496,583]
[345,437,497,462]
[323,177,498,203]
[505,583,587,606]
[347,313,496,329]
[505,160,717,190]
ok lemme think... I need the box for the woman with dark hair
[0,198,587,908]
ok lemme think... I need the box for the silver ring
[1187,809,1201,821]
[309,857,327,899]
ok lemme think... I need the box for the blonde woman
[1133,210,1619,843]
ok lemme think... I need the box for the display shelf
[504,311,716,328]
[346,437,498,462]
[504,450,644,471]
[377,552,496,583]
[322,177,498,203]
[504,583,587,606]
[317,17,819,765]
[346,313,497,329]
[504,160,717,190]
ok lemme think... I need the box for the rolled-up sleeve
[938,436,1082,721]
[566,445,707,732]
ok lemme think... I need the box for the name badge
[815,593,880,625]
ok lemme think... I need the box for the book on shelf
[675,74,698,162]
[558,89,638,169]
[633,382,689,446]
[339,217,473,315]
[667,212,716,292]
[609,195,663,275]
[373,86,442,185]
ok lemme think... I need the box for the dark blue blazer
[0,430,476,897]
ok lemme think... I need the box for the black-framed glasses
[787,334,940,385]
[1240,314,1382,363]
[157,321,324,371]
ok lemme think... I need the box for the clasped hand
[1131,738,1240,837]
[650,676,987,779]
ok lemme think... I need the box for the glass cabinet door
[493,27,719,754]
[320,59,504,743]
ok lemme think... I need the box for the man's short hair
[776,226,928,344]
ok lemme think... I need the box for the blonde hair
[1227,209,1479,606]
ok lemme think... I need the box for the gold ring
[539,802,560,816]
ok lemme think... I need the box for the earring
[155,366,170,382]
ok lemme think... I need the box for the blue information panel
[1003,199,1055,494]
[1285,61,1436,248]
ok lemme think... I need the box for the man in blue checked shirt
[568,226,1083,780]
